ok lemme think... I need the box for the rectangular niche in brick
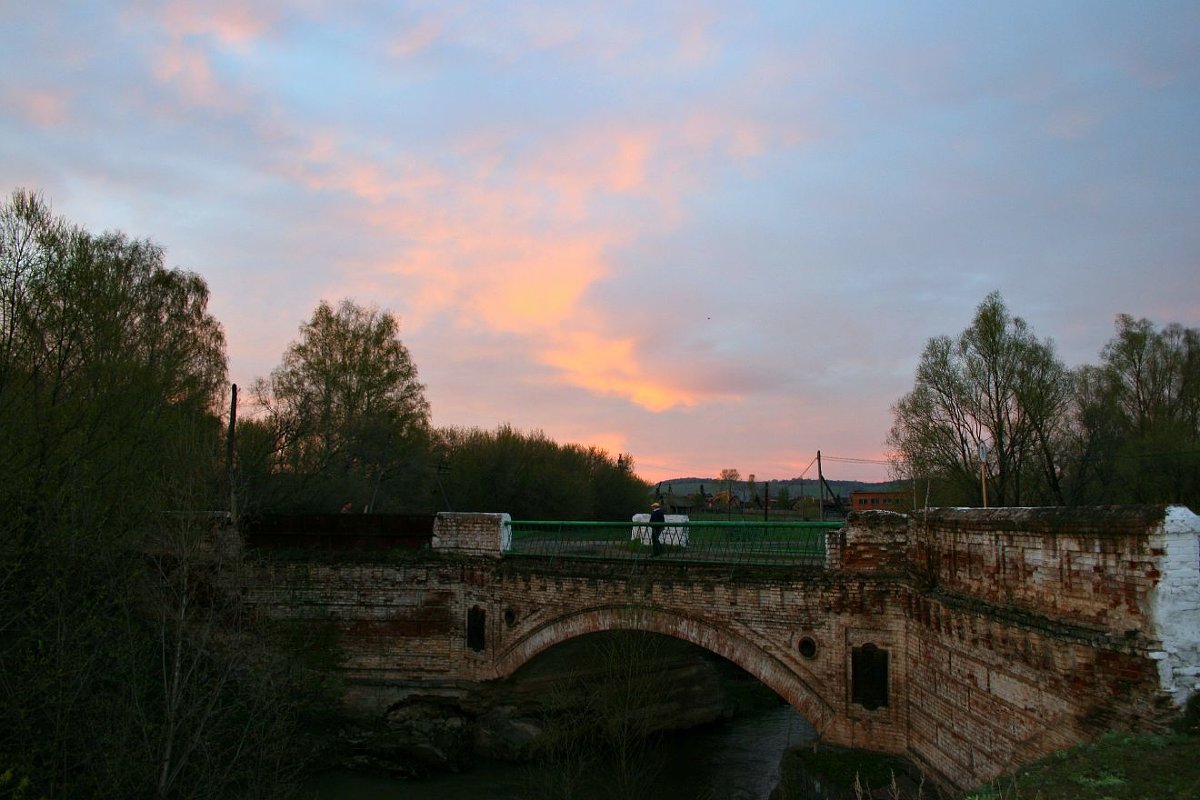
[467,605,486,652]
[851,643,889,710]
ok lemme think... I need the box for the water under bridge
[243,505,1200,794]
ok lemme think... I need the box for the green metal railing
[506,519,841,566]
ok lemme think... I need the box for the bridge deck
[507,519,840,566]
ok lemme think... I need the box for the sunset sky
[4,2,1197,484]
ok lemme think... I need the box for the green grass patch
[971,731,1200,800]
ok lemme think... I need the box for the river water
[303,702,816,800]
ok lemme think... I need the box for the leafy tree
[1065,316,1200,506]
[252,299,431,512]
[717,469,741,509]
[436,425,650,519]
[0,190,227,536]
[0,189,311,799]
[887,292,1072,505]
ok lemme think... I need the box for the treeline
[0,190,311,798]
[888,291,1199,509]
[233,299,650,521]
[0,189,647,798]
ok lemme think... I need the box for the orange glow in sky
[5,2,1198,483]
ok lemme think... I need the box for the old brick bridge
[245,505,1200,793]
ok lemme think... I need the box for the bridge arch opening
[493,605,836,738]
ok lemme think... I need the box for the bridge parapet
[909,505,1199,643]
[900,504,1200,790]
[827,511,909,573]
[431,512,511,557]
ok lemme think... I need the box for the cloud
[150,42,224,106]
[7,1,1195,486]
[542,331,695,412]
[269,106,760,412]
[151,0,279,45]
[9,89,70,127]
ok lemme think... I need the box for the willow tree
[254,299,431,512]
[887,292,1072,506]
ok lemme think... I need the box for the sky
[3,2,1198,484]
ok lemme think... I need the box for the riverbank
[773,717,1200,800]
[303,701,816,799]
[963,730,1200,800]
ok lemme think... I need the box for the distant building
[849,490,910,513]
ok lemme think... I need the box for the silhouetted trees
[434,425,651,519]
[889,292,1198,509]
[0,190,315,799]
[1064,315,1200,505]
[887,292,1072,506]
[248,299,432,513]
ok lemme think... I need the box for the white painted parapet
[1150,505,1200,707]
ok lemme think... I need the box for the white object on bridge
[631,513,689,548]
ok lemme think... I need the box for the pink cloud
[388,16,448,58]
[153,0,278,46]
[504,126,661,219]
[151,43,223,106]
[11,89,70,127]
[541,331,708,412]
[676,9,718,68]
[271,101,812,414]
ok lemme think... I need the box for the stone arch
[493,603,835,734]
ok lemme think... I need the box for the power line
[797,455,818,478]
[821,455,892,465]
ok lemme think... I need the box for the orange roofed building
[849,490,910,513]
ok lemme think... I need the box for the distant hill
[651,477,903,499]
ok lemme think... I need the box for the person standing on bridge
[649,501,665,556]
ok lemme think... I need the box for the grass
[776,725,1200,800]
[789,746,920,791]
[966,731,1200,800]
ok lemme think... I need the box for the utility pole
[817,450,824,521]
[225,383,238,528]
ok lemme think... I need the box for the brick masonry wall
[903,504,1200,790]
[431,512,511,557]
[479,561,911,754]
[909,506,1179,630]
[244,506,1200,794]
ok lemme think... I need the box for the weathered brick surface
[245,505,1200,794]
[909,506,1176,629]
[431,512,511,557]
[900,505,1200,790]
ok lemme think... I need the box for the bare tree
[887,292,1071,506]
